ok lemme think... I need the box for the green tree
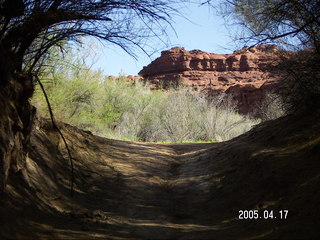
[0,0,204,192]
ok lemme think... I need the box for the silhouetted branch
[35,75,75,195]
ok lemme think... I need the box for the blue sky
[90,3,240,76]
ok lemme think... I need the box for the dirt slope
[1,111,319,239]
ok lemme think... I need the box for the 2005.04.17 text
[238,210,288,220]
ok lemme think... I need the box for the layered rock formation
[139,45,283,115]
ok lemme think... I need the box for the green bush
[32,51,260,142]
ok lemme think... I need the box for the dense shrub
[277,51,320,114]
[256,92,285,121]
[32,53,260,142]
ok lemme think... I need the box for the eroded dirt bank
[1,111,319,239]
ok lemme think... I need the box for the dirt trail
[1,112,320,239]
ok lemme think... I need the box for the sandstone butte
[138,45,284,116]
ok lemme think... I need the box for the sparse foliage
[277,51,320,113]
[0,0,194,79]
[220,0,320,113]
[222,0,320,51]
[256,92,285,121]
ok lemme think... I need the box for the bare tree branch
[36,75,75,195]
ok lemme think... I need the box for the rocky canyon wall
[139,45,283,115]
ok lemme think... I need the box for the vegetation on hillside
[32,50,259,142]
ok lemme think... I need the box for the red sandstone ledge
[139,45,284,115]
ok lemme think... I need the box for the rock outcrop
[139,45,283,115]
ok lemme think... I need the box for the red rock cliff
[139,45,283,115]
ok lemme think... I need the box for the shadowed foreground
[1,111,319,239]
